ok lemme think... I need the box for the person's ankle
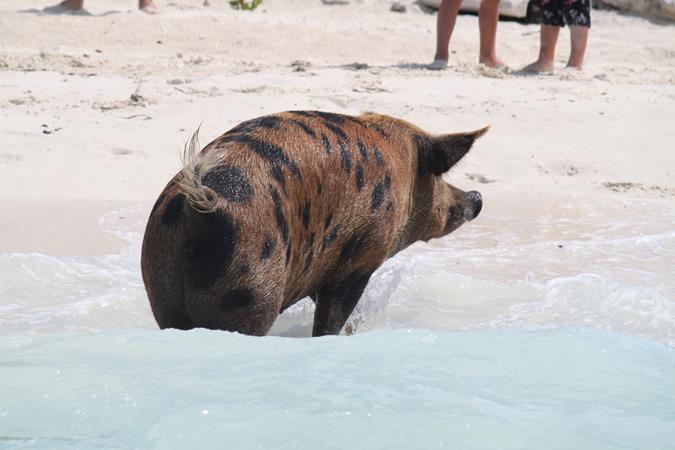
[538,55,555,65]
[479,55,504,68]
[521,58,554,73]
[564,63,583,71]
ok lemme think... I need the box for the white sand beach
[1,0,673,256]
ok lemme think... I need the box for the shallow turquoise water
[2,328,674,450]
[1,199,674,449]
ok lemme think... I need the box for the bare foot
[479,56,506,69]
[53,0,83,10]
[559,65,585,79]
[42,0,91,14]
[563,64,583,71]
[139,0,160,13]
[521,59,555,74]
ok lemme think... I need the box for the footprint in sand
[111,148,133,156]
[603,182,675,198]
[465,173,496,184]
[110,148,146,158]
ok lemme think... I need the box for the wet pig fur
[141,111,487,336]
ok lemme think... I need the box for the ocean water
[1,195,674,449]
[2,328,674,450]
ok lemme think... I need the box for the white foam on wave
[0,206,154,334]
[275,197,675,344]
[1,197,674,347]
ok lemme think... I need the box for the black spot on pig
[322,225,340,251]
[357,141,368,160]
[339,141,352,174]
[260,237,275,260]
[371,124,389,139]
[371,182,385,210]
[356,165,364,191]
[228,116,282,135]
[321,134,332,154]
[289,111,314,118]
[373,146,384,166]
[325,123,349,142]
[301,200,311,229]
[201,165,253,203]
[324,212,333,231]
[270,164,286,190]
[293,120,316,139]
[230,135,301,180]
[269,185,289,244]
[313,111,352,125]
[184,211,236,289]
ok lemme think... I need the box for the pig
[141,111,486,336]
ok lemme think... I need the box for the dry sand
[0,0,674,255]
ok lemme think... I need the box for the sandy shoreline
[1,0,674,255]
[0,199,132,255]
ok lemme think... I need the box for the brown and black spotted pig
[141,111,486,336]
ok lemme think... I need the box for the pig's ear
[427,126,489,175]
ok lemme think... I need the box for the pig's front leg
[311,272,372,336]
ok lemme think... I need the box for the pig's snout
[464,191,482,221]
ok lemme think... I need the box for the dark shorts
[527,0,592,28]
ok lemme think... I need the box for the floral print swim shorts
[527,0,592,27]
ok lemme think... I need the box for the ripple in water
[1,196,674,448]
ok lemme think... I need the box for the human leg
[521,0,564,73]
[433,0,463,63]
[522,24,559,72]
[562,0,591,69]
[565,26,588,69]
[478,0,503,67]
